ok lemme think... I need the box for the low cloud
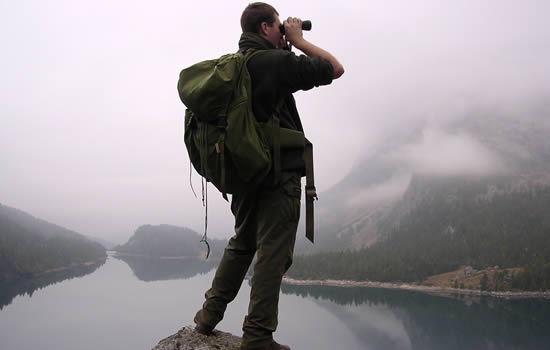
[347,174,411,207]
[344,126,509,208]
[386,127,507,177]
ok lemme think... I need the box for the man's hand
[282,16,345,79]
[283,17,304,47]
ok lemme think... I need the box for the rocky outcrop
[152,326,241,350]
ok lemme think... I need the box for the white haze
[347,174,412,208]
[1,0,549,243]
[388,128,506,176]
[346,127,507,207]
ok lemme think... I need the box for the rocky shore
[282,277,550,299]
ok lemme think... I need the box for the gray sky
[1,0,549,243]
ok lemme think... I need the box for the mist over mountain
[289,99,550,290]
[297,101,550,255]
[0,203,106,281]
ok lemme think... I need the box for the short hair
[240,2,279,33]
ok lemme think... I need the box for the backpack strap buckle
[305,185,318,201]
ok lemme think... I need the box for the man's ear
[259,22,269,37]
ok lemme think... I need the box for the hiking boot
[193,311,213,336]
[266,341,290,350]
[239,340,291,350]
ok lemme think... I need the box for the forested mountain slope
[289,175,550,290]
[114,224,227,258]
[0,203,106,281]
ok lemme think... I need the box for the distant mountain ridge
[0,203,92,240]
[114,224,227,258]
[0,203,106,281]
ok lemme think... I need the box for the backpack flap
[178,54,241,122]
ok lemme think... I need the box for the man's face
[264,15,282,48]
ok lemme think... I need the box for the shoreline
[282,277,550,299]
[0,257,106,283]
[38,258,106,275]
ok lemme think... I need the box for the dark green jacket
[238,32,334,173]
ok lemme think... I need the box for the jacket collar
[238,32,275,53]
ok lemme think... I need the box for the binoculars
[279,20,312,35]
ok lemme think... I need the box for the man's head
[241,2,281,48]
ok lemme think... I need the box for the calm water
[1,256,549,350]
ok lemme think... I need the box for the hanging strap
[215,132,228,201]
[304,137,317,243]
[200,122,211,258]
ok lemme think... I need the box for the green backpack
[178,51,306,199]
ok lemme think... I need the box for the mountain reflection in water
[0,259,106,310]
[113,255,218,282]
[281,284,550,350]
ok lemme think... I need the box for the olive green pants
[195,172,301,349]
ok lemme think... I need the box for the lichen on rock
[152,326,242,350]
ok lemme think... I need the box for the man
[193,3,344,350]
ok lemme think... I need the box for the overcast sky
[1,0,549,243]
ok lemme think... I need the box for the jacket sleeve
[276,51,334,93]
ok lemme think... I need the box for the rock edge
[152,325,242,350]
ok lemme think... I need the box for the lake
[1,256,549,350]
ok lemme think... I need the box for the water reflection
[0,259,106,310]
[281,284,550,350]
[113,255,218,282]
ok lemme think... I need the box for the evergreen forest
[288,181,550,291]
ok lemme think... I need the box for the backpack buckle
[305,185,318,201]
